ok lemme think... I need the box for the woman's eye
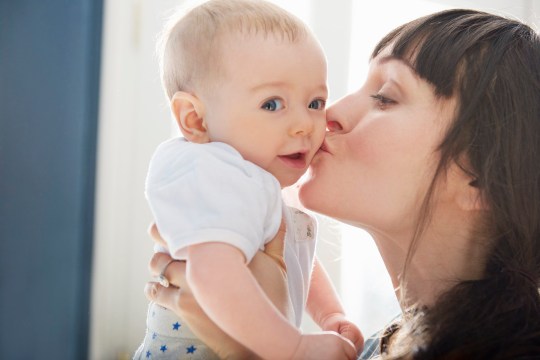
[261,99,284,111]
[370,93,396,109]
[308,99,326,110]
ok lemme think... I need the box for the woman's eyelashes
[370,93,396,110]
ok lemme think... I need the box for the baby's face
[201,32,328,188]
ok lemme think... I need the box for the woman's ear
[457,178,488,212]
[452,166,488,212]
[443,159,489,212]
[170,91,209,143]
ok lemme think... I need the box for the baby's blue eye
[308,99,326,110]
[261,99,284,111]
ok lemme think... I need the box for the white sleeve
[145,139,282,263]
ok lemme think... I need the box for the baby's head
[159,0,328,187]
[159,0,309,98]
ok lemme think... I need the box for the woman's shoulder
[358,335,381,359]
[358,314,403,359]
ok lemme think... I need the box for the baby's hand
[291,332,357,359]
[320,314,364,353]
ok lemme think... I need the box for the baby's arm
[187,243,357,359]
[306,257,364,352]
[187,241,302,359]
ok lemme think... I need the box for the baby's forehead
[211,29,319,68]
[216,25,311,45]
[204,30,327,94]
[218,30,322,61]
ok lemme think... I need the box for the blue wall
[0,0,103,358]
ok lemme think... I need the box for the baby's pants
[133,302,219,359]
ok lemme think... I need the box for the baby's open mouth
[283,152,303,160]
[278,152,307,168]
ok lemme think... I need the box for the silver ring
[157,259,176,288]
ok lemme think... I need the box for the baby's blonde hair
[158,0,310,99]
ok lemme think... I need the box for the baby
[134,0,361,359]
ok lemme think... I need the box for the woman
[146,9,540,359]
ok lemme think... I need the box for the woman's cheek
[298,157,338,213]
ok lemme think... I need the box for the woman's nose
[326,119,343,132]
[326,93,361,134]
[326,102,346,134]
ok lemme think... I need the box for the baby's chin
[279,179,300,189]
[276,172,308,189]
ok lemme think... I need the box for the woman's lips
[278,152,307,168]
[318,141,331,154]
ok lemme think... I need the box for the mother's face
[299,47,456,237]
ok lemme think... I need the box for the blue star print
[172,322,181,330]
[146,350,151,358]
[187,345,197,354]
[152,332,157,340]
[160,345,168,353]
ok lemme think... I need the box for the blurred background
[1,0,538,359]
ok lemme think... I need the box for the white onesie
[134,138,316,359]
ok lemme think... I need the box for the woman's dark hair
[372,9,540,359]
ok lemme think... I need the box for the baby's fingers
[340,325,364,353]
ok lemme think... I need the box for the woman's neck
[372,209,487,309]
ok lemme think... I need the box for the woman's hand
[145,222,290,358]
[146,251,256,359]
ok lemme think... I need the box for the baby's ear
[170,92,209,143]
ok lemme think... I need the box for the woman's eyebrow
[377,55,416,72]
[376,54,423,84]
